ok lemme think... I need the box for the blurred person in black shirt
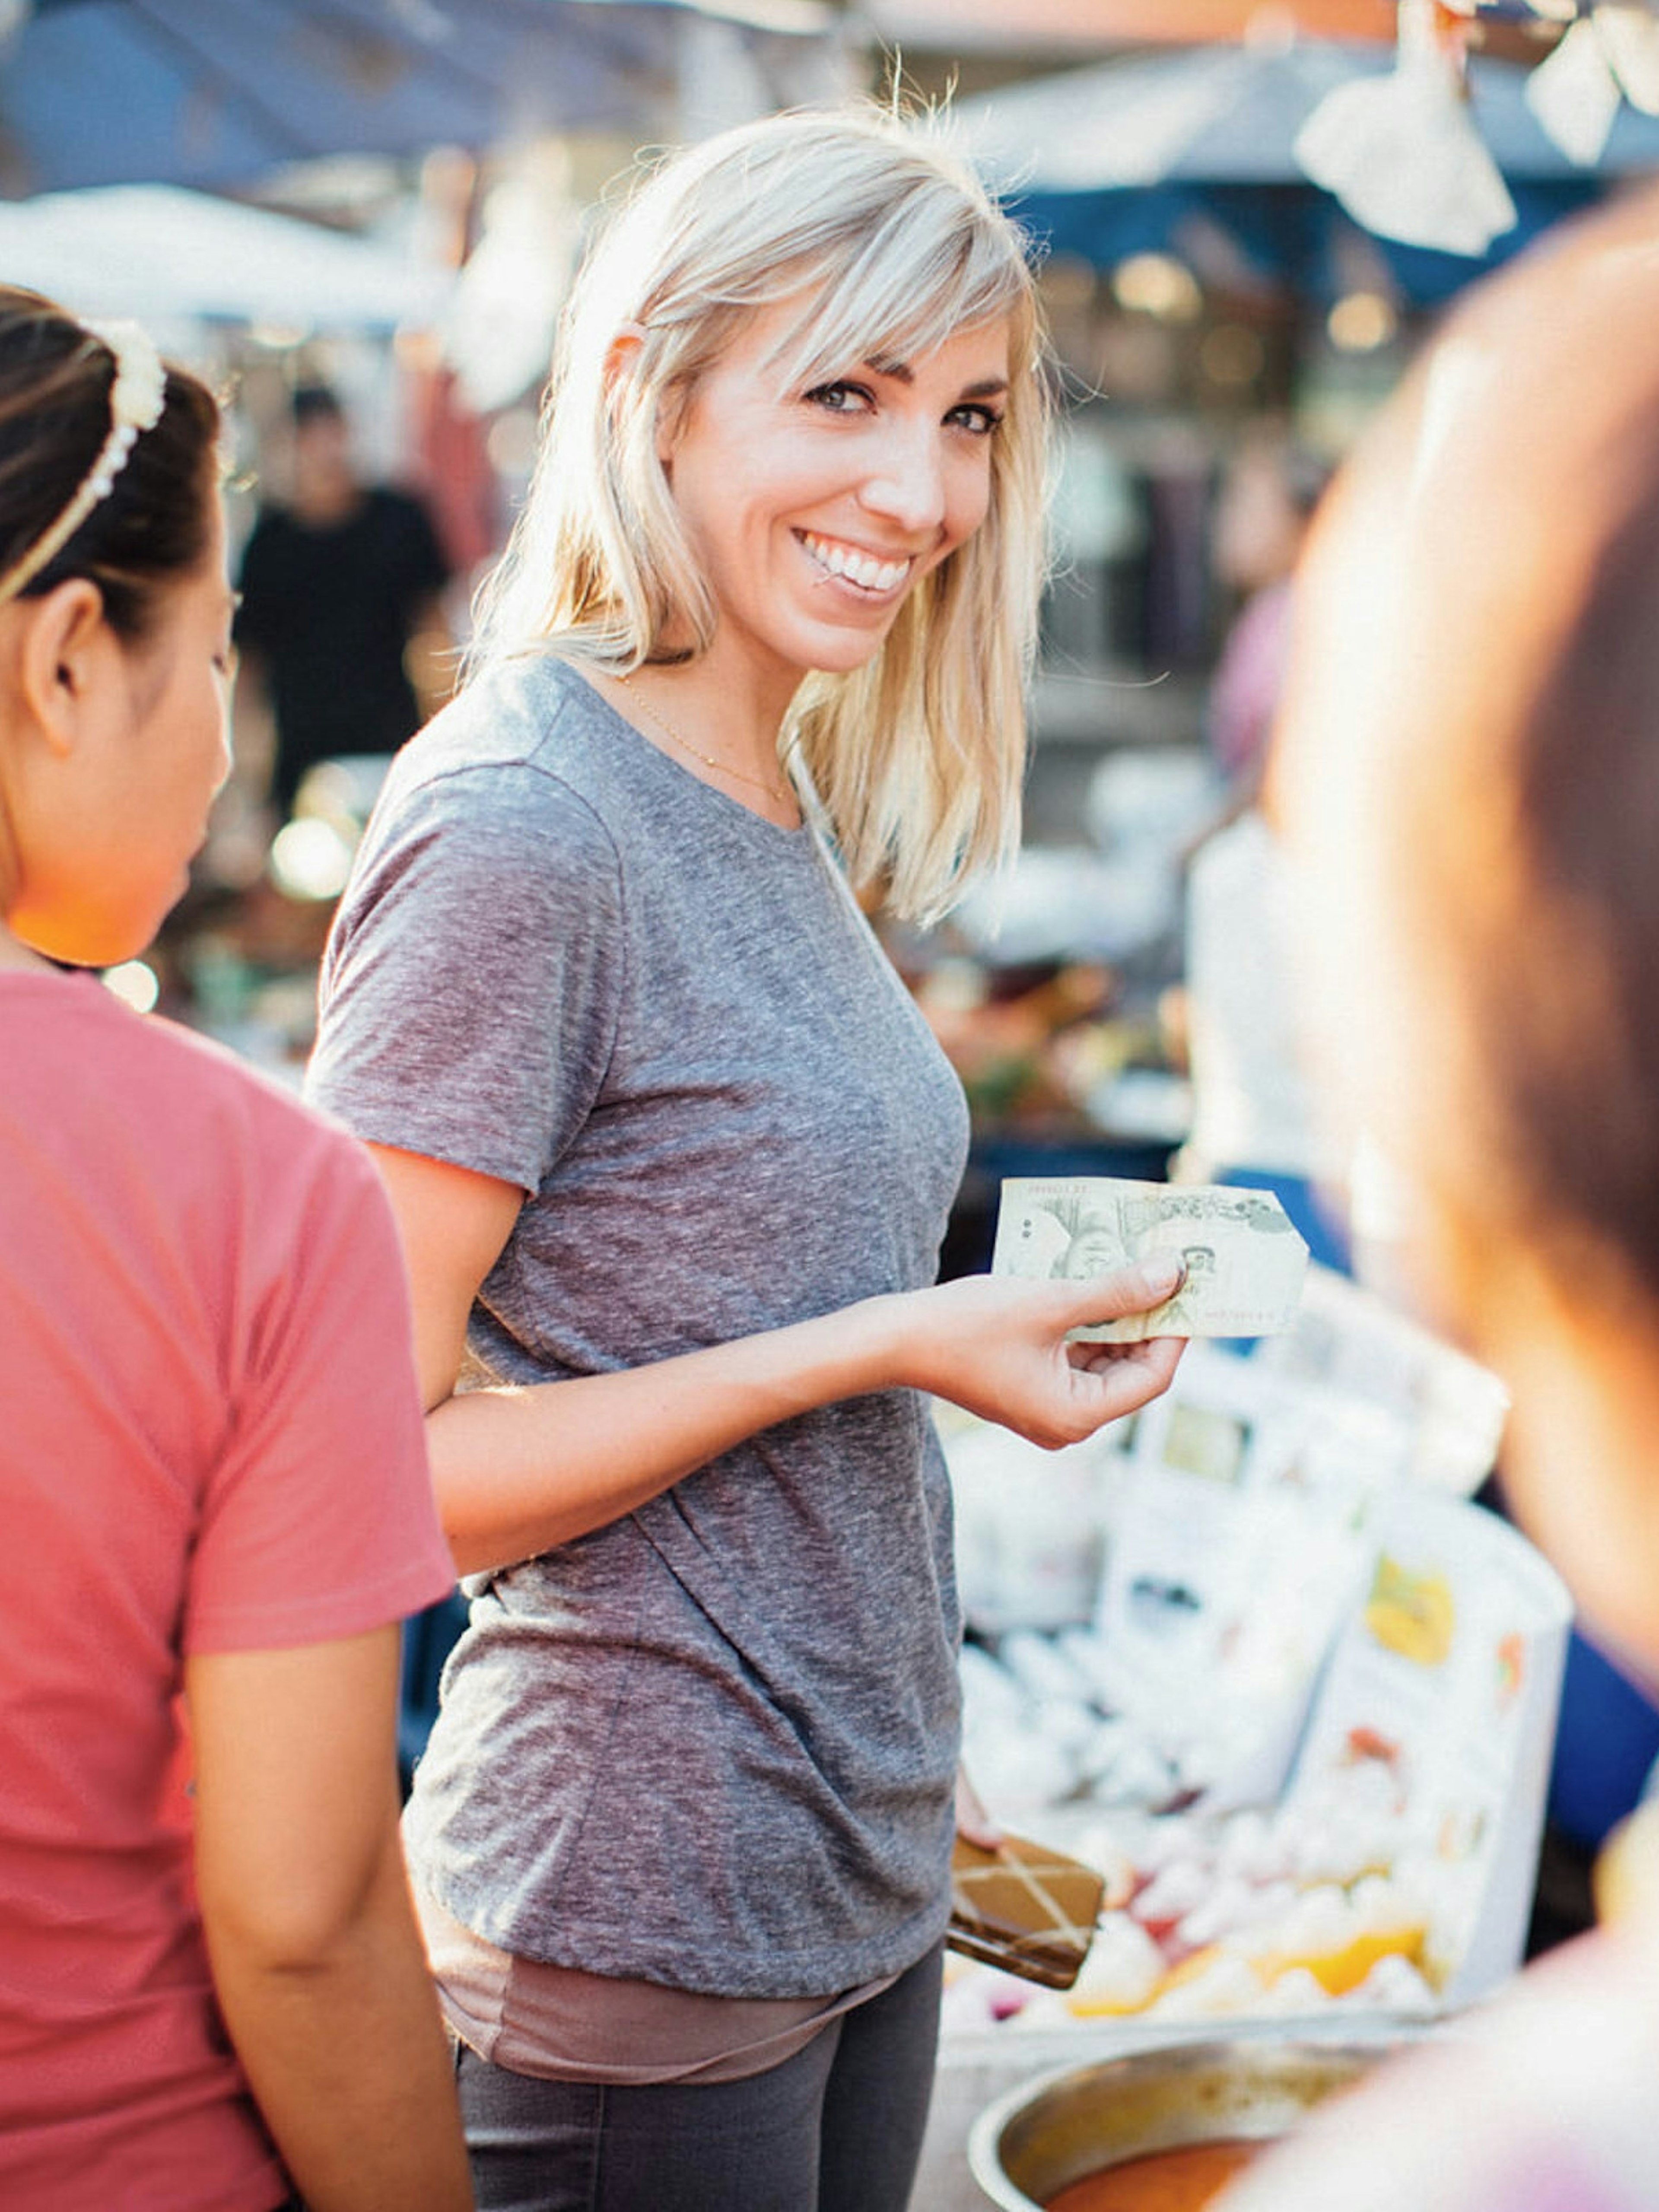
[235,385,454,820]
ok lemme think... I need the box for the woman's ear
[604,321,648,386]
[16,578,108,758]
[603,321,667,467]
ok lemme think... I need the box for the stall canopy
[953,37,1659,302]
[0,0,839,197]
[0,181,451,327]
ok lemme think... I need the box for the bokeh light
[269,817,356,903]
[102,960,160,1014]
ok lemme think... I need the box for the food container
[968,2021,1430,2210]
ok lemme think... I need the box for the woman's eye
[949,404,1004,437]
[805,381,874,416]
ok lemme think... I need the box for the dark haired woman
[0,289,471,2212]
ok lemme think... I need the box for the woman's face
[658,297,1011,690]
[10,499,235,967]
[120,509,237,947]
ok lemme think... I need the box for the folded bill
[991,1177,1310,1341]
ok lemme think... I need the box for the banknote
[991,1178,1310,1341]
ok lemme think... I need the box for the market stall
[912,1265,1567,2209]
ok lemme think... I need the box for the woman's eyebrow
[862,358,1010,402]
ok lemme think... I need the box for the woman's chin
[799,625,900,680]
[12,912,156,973]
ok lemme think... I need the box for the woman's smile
[795,528,915,598]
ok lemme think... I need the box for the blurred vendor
[235,384,454,820]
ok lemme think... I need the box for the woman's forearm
[429,1262,1185,1577]
[372,1142,1183,1575]
[210,1825,472,2212]
[430,1294,906,1574]
[188,1637,472,2212]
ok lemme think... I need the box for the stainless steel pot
[967,2020,1430,2210]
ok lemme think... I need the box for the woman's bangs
[763,223,1030,397]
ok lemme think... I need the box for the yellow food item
[1363,1555,1456,1667]
[1067,1990,1156,2019]
[1256,1922,1425,1998]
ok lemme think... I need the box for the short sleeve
[184,1134,454,1654]
[306,762,625,1196]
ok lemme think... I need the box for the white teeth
[802,532,909,593]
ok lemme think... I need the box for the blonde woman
[307,108,1184,2212]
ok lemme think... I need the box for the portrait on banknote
[991,1177,1310,1342]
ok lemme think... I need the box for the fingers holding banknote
[900,1258,1188,1450]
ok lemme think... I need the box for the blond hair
[468,105,1049,919]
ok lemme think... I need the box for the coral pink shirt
[0,971,454,2211]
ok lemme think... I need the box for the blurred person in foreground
[1223,187,1659,2212]
[235,381,453,822]
[0,290,471,2212]
[305,105,1186,2212]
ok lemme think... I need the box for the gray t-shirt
[307,655,971,1999]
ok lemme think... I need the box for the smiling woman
[468,105,1050,917]
[304,104,1188,2212]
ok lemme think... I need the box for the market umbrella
[953,38,1659,299]
[0,181,451,326]
[0,0,837,197]
[955,36,1659,191]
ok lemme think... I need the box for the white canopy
[0,184,451,330]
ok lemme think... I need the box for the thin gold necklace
[617,673,791,807]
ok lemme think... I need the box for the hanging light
[1597,2,1659,115]
[1527,13,1624,165]
[1519,3,1659,166]
[1294,0,1516,256]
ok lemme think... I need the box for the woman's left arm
[372,1137,1184,1576]
[186,1631,473,2212]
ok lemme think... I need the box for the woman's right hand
[887,1259,1188,1450]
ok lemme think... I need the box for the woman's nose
[858,423,947,535]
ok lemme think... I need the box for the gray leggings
[454,1942,944,2212]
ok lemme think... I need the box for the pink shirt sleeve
[185,1129,454,1654]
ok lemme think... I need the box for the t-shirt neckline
[554,658,815,847]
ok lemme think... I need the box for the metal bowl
[967,2021,1429,2210]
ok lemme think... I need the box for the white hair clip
[0,317,168,609]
